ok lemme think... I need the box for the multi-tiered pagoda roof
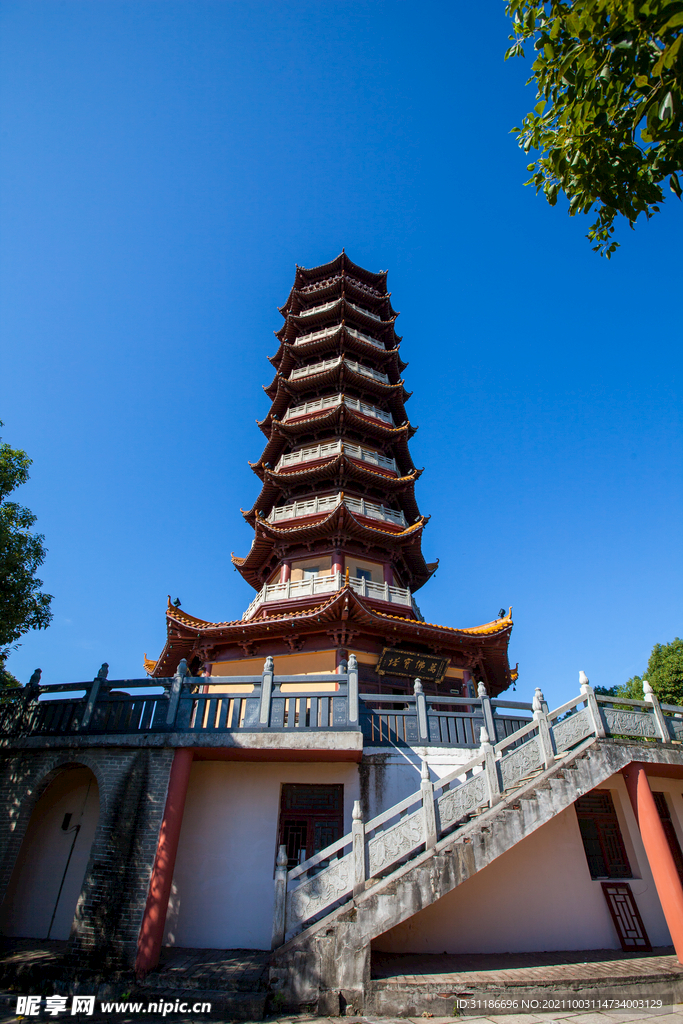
[146,253,515,695]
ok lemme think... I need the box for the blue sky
[1,1,681,709]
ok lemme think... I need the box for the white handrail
[289,356,389,385]
[290,356,342,380]
[266,494,406,527]
[293,326,341,347]
[298,300,338,317]
[242,570,413,620]
[347,300,382,322]
[283,393,393,425]
[275,440,397,473]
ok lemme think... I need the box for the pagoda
[146,253,515,696]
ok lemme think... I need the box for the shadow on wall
[0,766,100,940]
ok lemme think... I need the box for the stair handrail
[274,676,683,945]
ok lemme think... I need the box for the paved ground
[371,948,683,986]
[2,1008,682,1023]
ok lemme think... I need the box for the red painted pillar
[135,748,194,976]
[622,763,683,963]
[332,551,343,577]
[280,561,291,584]
[383,562,394,586]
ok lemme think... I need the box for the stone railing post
[414,678,429,743]
[579,671,606,738]
[271,845,288,949]
[478,681,497,743]
[352,800,366,896]
[420,760,437,849]
[347,654,359,728]
[79,663,108,731]
[259,656,274,726]
[643,680,670,742]
[480,727,502,805]
[166,658,189,727]
[533,687,555,769]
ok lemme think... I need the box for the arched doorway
[0,765,99,939]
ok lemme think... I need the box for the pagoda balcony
[347,300,382,322]
[276,440,397,474]
[241,570,417,621]
[266,493,407,527]
[290,355,342,380]
[294,325,340,346]
[293,325,385,352]
[283,394,393,425]
[298,300,338,317]
[345,326,385,350]
[290,356,389,385]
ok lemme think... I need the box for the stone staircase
[269,683,683,1013]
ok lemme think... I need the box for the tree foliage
[505,0,683,255]
[595,637,683,704]
[0,424,52,683]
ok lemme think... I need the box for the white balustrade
[283,394,343,421]
[283,393,393,425]
[275,440,396,473]
[242,570,414,621]
[344,358,389,384]
[343,495,406,526]
[345,326,385,350]
[343,395,393,424]
[342,443,397,472]
[290,356,342,380]
[267,493,342,523]
[266,493,406,527]
[293,325,341,346]
[298,300,338,317]
[289,356,389,385]
[347,300,382,322]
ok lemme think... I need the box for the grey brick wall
[0,746,175,968]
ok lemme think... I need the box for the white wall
[362,747,479,821]
[0,767,99,940]
[373,772,674,954]
[164,760,360,950]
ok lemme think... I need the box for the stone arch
[0,761,100,939]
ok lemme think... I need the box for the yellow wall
[347,557,384,582]
[211,649,337,677]
[291,555,332,582]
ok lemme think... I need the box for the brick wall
[0,745,175,967]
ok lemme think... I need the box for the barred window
[278,784,343,870]
[575,790,632,879]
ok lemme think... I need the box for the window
[278,784,343,869]
[302,567,319,580]
[355,568,372,582]
[575,790,632,879]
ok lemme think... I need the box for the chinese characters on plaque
[375,648,449,683]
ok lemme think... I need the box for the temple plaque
[376,648,449,684]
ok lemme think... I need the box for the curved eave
[270,455,419,491]
[276,405,416,444]
[284,365,408,404]
[231,528,277,589]
[277,301,400,346]
[253,503,427,547]
[284,281,398,321]
[154,585,511,647]
[294,252,388,291]
[273,335,406,378]
[150,588,513,686]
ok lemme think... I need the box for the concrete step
[368,948,683,1016]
